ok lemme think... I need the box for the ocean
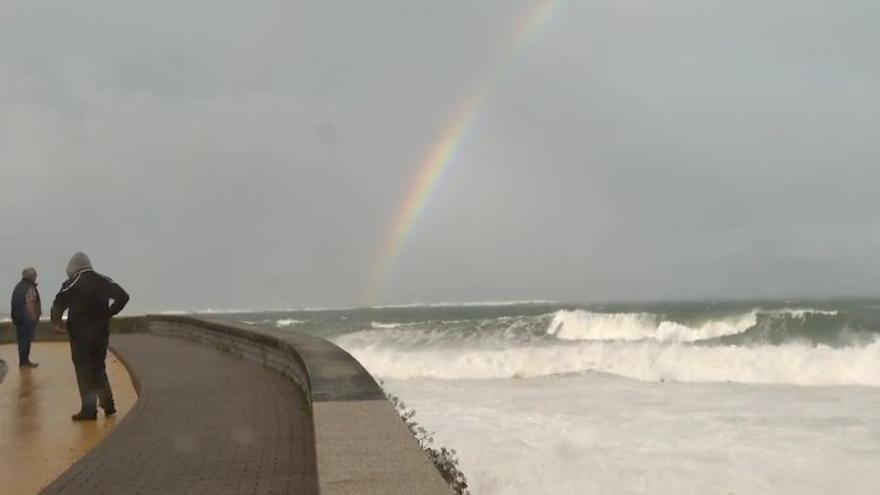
[200,300,878,493]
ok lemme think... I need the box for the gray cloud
[2,0,878,311]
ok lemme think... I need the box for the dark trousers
[70,334,114,414]
[14,320,36,366]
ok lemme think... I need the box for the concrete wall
[146,315,451,495]
[0,316,145,345]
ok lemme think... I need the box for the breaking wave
[545,308,869,347]
[339,338,880,386]
[371,322,404,329]
[717,309,872,347]
[331,307,880,387]
[547,310,756,342]
[276,319,305,327]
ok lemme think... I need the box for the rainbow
[365,0,563,303]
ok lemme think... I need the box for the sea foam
[340,339,880,386]
[546,309,756,342]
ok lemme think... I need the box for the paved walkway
[0,343,137,495]
[42,333,319,495]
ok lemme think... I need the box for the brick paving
[41,333,319,495]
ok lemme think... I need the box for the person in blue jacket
[10,267,41,368]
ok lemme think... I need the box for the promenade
[0,317,451,495]
[42,333,319,494]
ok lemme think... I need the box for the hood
[66,252,93,278]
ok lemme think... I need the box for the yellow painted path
[0,342,137,495]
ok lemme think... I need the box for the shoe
[104,406,117,417]
[71,411,98,421]
[19,362,39,369]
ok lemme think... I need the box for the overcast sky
[2,0,878,312]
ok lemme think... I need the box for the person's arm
[51,282,73,329]
[11,287,26,324]
[25,287,40,322]
[102,277,129,316]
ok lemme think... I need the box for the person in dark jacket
[51,252,129,421]
[10,267,42,368]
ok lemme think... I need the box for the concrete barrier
[146,315,451,495]
[0,316,145,345]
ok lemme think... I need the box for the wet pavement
[41,333,318,495]
[0,342,137,495]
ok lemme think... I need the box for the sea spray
[382,384,471,495]
[546,309,757,342]
[341,338,880,386]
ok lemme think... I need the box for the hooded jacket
[66,252,93,279]
[51,253,129,334]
